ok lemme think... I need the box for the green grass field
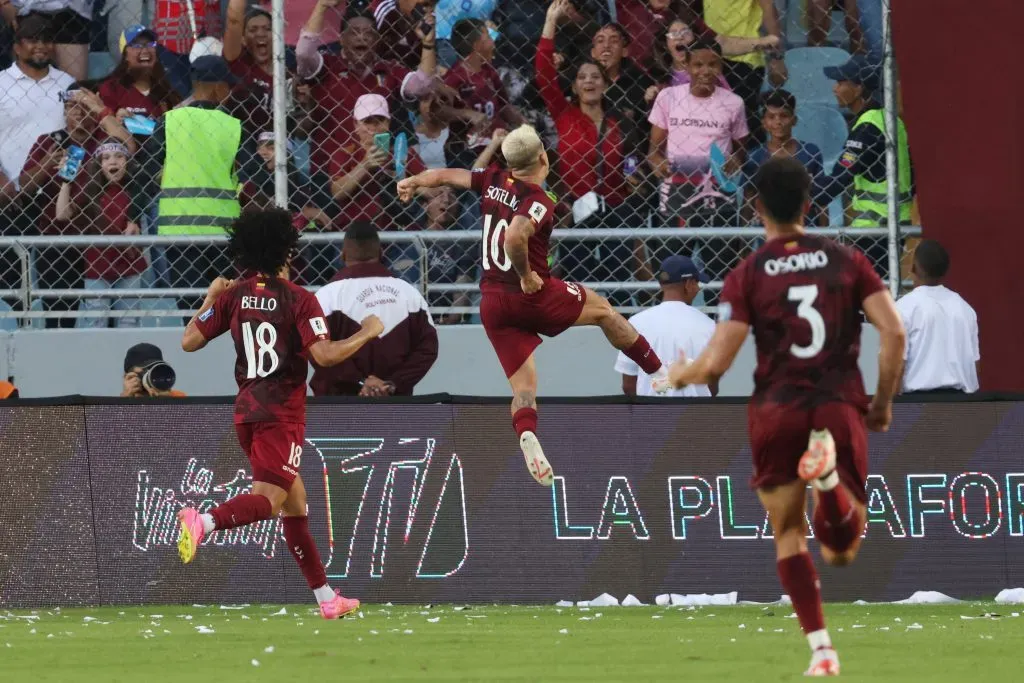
[1,603,1019,681]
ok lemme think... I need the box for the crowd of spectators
[0,0,897,328]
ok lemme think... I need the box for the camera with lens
[139,361,176,393]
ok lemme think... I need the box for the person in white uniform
[615,255,718,397]
[896,239,980,394]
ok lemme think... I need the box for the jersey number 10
[788,285,826,359]
[482,215,512,271]
[242,321,280,378]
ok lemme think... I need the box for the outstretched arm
[862,289,906,431]
[396,168,473,201]
[668,321,749,389]
[307,316,385,367]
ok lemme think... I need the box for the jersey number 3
[788,285,826,359]
[242,321,280,378]
[482,215,512,271]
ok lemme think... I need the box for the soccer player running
[176,208,385,619]
[667,157,906,676]
[397,125,670,486]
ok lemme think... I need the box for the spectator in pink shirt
[647,38,748,295]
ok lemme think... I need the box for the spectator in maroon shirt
[297,1,436,175]
[19,81,136,328]
[330,93,427,230]
[55,140,147,328]
[439,18,523,169]
[537,0,651,303]
[99,26,182,132]
[370,0,432,70]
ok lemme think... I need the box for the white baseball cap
[354,94,390,121]
[190,36,224,63]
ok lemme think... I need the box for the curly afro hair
[226,207,299,277]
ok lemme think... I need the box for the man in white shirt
[615,255,717,397]
[0,15,75,184]
[896,239,980,394]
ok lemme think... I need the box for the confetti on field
[559,629,569,634]
[195,626,215,634]
[270,608,288,617]
[907,623,923,630]
[555,601,573,607]
[264,646,275,653]
[251,659,260,667]
[404,630,414,635]
[427,618,440,623]
[852,625,866,629]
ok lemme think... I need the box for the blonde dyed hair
[501,124,544,172]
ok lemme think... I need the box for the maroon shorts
[480,279,587,377]
[235,421,304,490]
[747,401,868,504]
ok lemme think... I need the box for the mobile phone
[373,132,391,153]
[58,145,86,182]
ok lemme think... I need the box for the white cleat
[650,367,672,395]
[519,431,554,486]
[799,428,837,485]
[805,647,840,676]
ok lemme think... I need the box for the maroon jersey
[719,234,886,410]
[195,276,329,424]
[471,166,556,293]
[443,61,509,149]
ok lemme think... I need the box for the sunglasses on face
[129,41,158,49]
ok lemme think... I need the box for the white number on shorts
[287,443,302,468]
[481,214,512,272]
[242,321,280,378]
[788,285,826,359]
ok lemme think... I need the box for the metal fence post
[271,0,289,210]
[882,0,900,298]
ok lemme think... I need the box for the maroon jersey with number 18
[719,234,886,411]
[471,166,556,293]
[195,277,329,424]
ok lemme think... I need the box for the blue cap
[823,55,880,93]
[658,255,709,284]
[120,24,157,52]
[191,55,240,85]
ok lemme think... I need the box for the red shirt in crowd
[617,0,717,67]
[307,54,412,174]
[226,49,286,137]
[21,132,100,235]
[98,79,173,119]
[68,183,147,281]
[535,37,628,206]
[443,60,509,149]
[330,143,426,228]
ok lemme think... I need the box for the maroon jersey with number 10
[195,277,329,424]
[719,234,886,410]
[471,166,556,293]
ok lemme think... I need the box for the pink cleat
[805,647,841,676]
[799,429,837,484]
[320,590,360,620]
[177,507,205,564]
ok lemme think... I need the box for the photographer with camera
[121,343,186,397]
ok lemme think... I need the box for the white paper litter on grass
[264,646,274,653]
[853,600,870,605]
[270,608,288,616]
[906,623,923,630]
[894,591,960,605]
[621,595,644,607]
[82,617,97,622]
[427,617,440,623]
[738,595,790,606]
[195,625,215,634]
[403,629,414,635]
[995,588,1024,604]
[251,659,260,667]
[558,628,568,634]
[584,594,620,607]
[555,600,574,607]
[219,605,248,610]
[656,592,738,607]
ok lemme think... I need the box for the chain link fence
[0,0,911,328]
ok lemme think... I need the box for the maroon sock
[512,407,538,438]
[283,516,328,590]
[814,486,863,553]
[777,552,826,634]
[209,493,273,531]
[623,335,663,374]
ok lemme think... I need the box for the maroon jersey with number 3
[195,276,329,424]
[719,234,886,410]
[471,166,556,293]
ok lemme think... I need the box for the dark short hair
[686,36,722,57]
[595,23,631,46]
[752,157,811,224]
[452,18,487,59]
[341,9,376,32]
[762,89,796,115]
[344,221,381,260]
[227,208,299,276]
[913,239,950,279]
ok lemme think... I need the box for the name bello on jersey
[551,472,1024,541]
[241,295,278,311]
[763,250,829,276]
[485,185,520,211]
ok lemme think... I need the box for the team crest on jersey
[256,281,266,289]
[718,302,732,322]
[198,307,214,322]
[528,201,548,223]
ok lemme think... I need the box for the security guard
[133,55,246,309]
[815,55,913,275]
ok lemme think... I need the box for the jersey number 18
[242,321,280,378]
